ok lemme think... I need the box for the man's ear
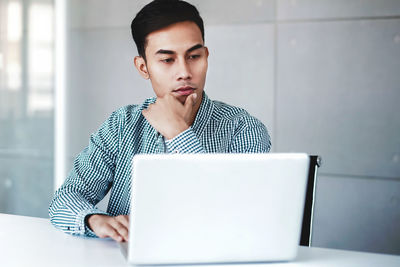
[134,56,150,79]
[204,46,209,58]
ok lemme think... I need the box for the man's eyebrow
[155,44,204,55]
[187,44,204,52]
[155,49,175,55]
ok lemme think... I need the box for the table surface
[0,213,399,267]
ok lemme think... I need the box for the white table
[0,213,399,267]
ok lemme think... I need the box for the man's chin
[176,94,188,104]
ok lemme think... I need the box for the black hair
[131,0,204,59]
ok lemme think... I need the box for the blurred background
[0,0,399,256]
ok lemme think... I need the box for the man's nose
[176,60,192,80]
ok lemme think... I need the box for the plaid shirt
[49,93,271,237]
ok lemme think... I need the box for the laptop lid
[128,153,309,264]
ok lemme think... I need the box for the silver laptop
[123,153,309,265]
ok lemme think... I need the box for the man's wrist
[164,123,189,140]
[165,127,205,153]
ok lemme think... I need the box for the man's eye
[188,55,200,60]
[161,58,174,63]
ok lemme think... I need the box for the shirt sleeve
[230,115,271,153]
[164,127,205,153]
[49,110,121,237]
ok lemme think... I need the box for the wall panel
[278,0,400,20]
[276,19,400,178]
[312,175,400,255]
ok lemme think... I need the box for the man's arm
[142,92,198,140]
[230,115,271,153]
[143,92,206,153]
[49,110,127,241]
[142,92,271,154]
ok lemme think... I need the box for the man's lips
[173,86,195,96]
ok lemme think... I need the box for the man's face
[135,21,209,104]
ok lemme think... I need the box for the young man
[49,0,271,243]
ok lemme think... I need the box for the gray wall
[65,0,400,255]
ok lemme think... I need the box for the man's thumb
[184,93,197,109]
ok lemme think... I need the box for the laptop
[122,153,310,265]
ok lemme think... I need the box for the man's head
[131,0,208,106]
[131,0,205,60]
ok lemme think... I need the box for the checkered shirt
[49,92,271,237]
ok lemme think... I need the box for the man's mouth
[173,86,195,96]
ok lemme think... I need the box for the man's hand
[142,93,198,139]
[87,214,129,242]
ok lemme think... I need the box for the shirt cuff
[165,127,205,153]
[75,208,109,237]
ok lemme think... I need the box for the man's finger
[116,224,129,242]
[98,223,122,242]
[107,227,124,242]
[111,219,129,241]
[184,93,197,111]
[116,215,130,229]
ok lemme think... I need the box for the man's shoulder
[111,97,156,122]
[210,99,257,124]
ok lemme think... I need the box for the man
[49,0,271,243]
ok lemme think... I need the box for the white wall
[65,0,400,255]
